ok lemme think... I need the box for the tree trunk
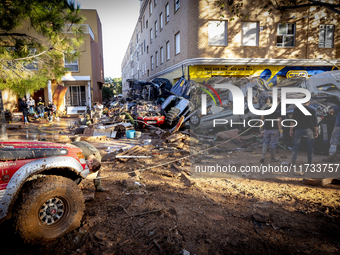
[0,89,8,140]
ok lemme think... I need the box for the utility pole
[0,89,8,140]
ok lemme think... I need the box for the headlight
[77,152,86,164]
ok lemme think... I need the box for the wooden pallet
[115,145,150,162]
[6,124,21,129]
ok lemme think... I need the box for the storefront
[188,65,339,86]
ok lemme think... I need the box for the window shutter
[319,25,334,48]
[319,25,325,48]
[325,25,334,48]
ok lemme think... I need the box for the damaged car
[161,77,195,126]
[137,104,165,127]
[189,77,268,132]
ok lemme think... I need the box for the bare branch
[326,6,340,15]
[282,0,340,10]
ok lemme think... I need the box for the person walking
[71,141,108,192]
[323,105,340,162]
[46,100,53,122]
[37,97,44,118]
[260,98,283,163]
[290,101,318,166]
[19,97,29,125]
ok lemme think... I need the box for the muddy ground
[1,119,340,254]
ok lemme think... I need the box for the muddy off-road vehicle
[0,140,98,243]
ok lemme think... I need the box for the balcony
[63,24,95,40]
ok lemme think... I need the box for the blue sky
[76,0,140,78]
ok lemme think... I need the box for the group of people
[19,96,56,125]
[260,97,340,180]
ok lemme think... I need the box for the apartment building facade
[2,9,104,114]
[121,0,340,96]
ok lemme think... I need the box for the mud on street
[1,119,340,255]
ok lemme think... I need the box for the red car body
[137,115,165,127]
[0,140,92,223]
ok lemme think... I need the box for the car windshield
[277,78,305,87]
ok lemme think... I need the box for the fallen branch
[153,239,163,254]
[119,204,131,217]
[121,208,164,219]
[141,243,155,255]
[116,155,152,159]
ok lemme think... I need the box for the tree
[216,0,340,19]
[0,0,84,97]
[0,0,84,139]
[103,77,122,101]
[0,88,7,140]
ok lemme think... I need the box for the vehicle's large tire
[166,107,181,126]
[71,141,101,161]
[15,175,85,243]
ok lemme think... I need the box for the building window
[155,0,157,6]
[166,41,170,60]
[144,40,146,52]
[155,51,158,67]
[160,47,164,64]
[24,59,38,70]
[277,23,295,47]
[143,16,145,28]
[146,20,148,29]
[149,1,152,15]
[241,22,259,46]
[24,48,38,70]
[66,85,86,106]
[208,20,227,46]
[175,32,180,55]
[319,25,334,48]
[165,3,170,23]
[155,20,158,37]
[147,45,149,53]
[150,28,153,43]
[151,55,154,70]
[160,13,163,31]
[175,0,180,12]
[64,52,79,72]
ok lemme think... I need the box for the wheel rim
[39,197,66,226]
[191,115,199,125]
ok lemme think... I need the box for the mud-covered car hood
[0,140,81,161]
